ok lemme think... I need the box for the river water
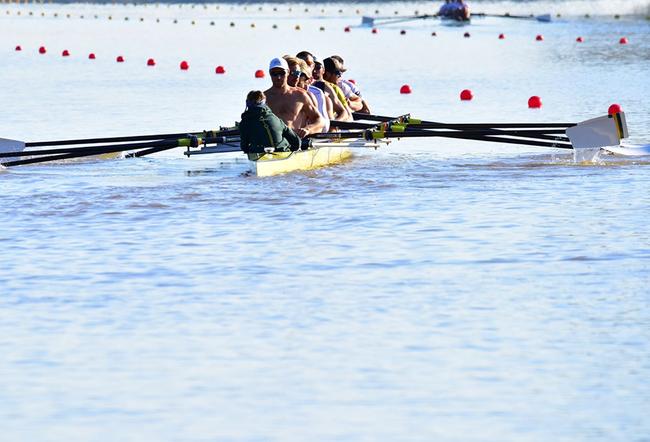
[1,1,649,441]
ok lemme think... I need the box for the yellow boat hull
[248,144,352,177]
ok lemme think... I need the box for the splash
[573,147,602,163]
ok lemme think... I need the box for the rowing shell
[247,144,352,177]
[186,138,390,177]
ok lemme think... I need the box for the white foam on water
[572,147,602,163]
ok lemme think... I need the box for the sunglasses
[327,70,342,78]
[289,70,302,78]
[270,71,287,78]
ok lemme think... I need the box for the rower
[239,90,301,154]
[438,0,453,16]
[453,0,471,21]
[330,55,371,114]
[297,51,352,122]
[264,57,325,138]
[321,57,355,121]
[291,58,331,133]
[283,56,330,132]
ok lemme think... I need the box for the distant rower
[438,0,470,21]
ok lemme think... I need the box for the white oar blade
[0,138,26,155]
[566,113,627,149]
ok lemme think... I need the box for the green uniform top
[239,104,301,154]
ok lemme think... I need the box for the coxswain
[239,90,301,154]
[264,57,325,137]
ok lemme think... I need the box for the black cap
[323,57,342,73]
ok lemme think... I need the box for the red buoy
[255,69,265,78]
[180,60,189,70]
[498,33,505,39]
[344,26,351,32]
[371,28,378,34]
[619,37,628,44]
[460,89,473,101]
[608,103,622,115]
[88,53,96,60]
[38,46,47,54]
[147,58,156,66]
[15,45,22,51]
[576,36,584,43]
[528,96,542,108]
[400,84,412,94]
[215,65,226,74]
[62,49,70,57]
[464,32,470,38]
[116,55,125,62]
[536,34,544,41]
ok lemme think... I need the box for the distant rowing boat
[359,12,551,27]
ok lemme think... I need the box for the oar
[403,127,570,141]
[352,113,575,129]
[360,14,435,27]
[0,128,239,150]
[1,137,202,167]
[350,113,572,144]
[310,128,572,149]
[364,129,574,149]
[472,12,552,23]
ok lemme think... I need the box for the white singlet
[308,85,330,132]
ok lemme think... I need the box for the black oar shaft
[26,132,194,148]
[25,129,239,148]
[410,122,574,129]
[406,127,570,141]
[2,139,180,167]
[378,130,573,149]
[1,138,177,159]
[352,112,575,129]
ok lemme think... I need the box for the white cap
[269,57,289,72]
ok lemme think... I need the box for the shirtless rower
[297,51,352,122]
[264,57,324,138]
[285,57,331,132]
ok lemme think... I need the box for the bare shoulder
[291,87,312,103]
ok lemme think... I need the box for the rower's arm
[300,95,325,135]
[347,94,363,112]
[325,95,335,120]
[324,85,352,121]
